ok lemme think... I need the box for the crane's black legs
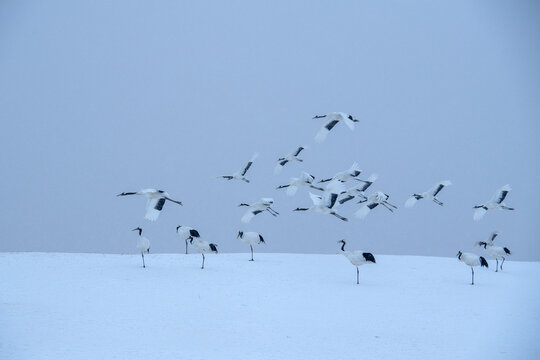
[185,240,188,255]
[141,252,145,268]
[495,258,499,272]
[250,245,254,261]
[201,254,205,269]
[471,267,474,285]
[384,201,398,209]
[331,212,348,221]
[356,267,359,284]
[501,257,505,271]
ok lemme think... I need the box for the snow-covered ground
[1,252,539,360]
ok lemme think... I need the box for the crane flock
[117,112,516,285]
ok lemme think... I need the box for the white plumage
[313,112,360,142]
[117,188,183,221]
[237,231,266,261]
[338,173,378,204]
[456,251,489,285]
[176,225,201,255]
[337,240,376,284]
[276,172,323,196]
[274,146,306,174]
[189,238,218,269]
[355,192,397,219]
[405,180,452,208]
[476,232,511,272]
[219,153,258,183]
[319,162,362,183]
[239,198,279,223]
[132,227,150,268]
[293,180,348,221]
[473,184,514,221]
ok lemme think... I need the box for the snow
[1,252,539,360]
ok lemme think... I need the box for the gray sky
[1,1,539,260]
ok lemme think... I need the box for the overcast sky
[1,1,539,260]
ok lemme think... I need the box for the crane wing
[473,207,487,221]
[286,185,298,196]
[355,205,371,219]
[309,192,323,206]
[405,196,418,208]
[293,147,304,156]
[315,119,339,142]
[145,198,163,221]
[492,184,511,204]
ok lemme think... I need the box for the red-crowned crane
[473,184,514,221]
[176,225,201,255]
[219,153,258,183]
[293,180,348,221]
[237,231,266,261]
[132,227,150,268]
[274,146,306,174]
[189,238,218,269]
[456,251,489,285]
[117,189,182,221]
[276,172,323,196]
[405,180,452,208]
[313,112,360,142]
[337,239,376,284]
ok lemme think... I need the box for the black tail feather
[479,256,489,268]
[363,252,376,263]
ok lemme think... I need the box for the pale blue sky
[1,1,539,260]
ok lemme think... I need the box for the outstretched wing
[488,231,499,243]
[241,153,259,176]
[431,180,452,197]
[493,184,511,204]
[355,203,375,219]
[286,185,298,196]
[473,207,487,221]
[323,180,345,208]
[315,119,339,142]
[145,198,165,221]
[241,210,257,223]
[405,196,418,208]
[309,192,323,206]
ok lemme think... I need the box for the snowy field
[1,252,539,360]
